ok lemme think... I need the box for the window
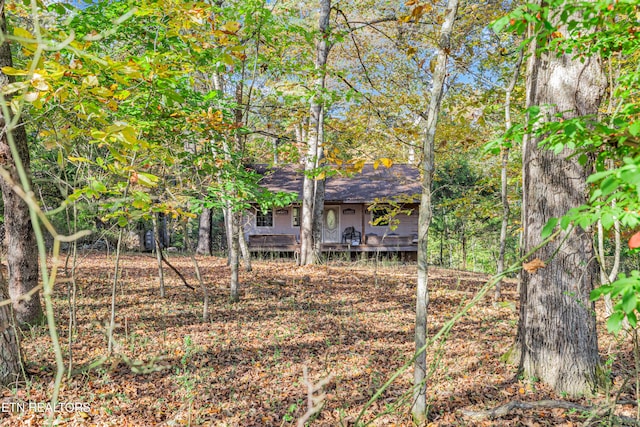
[370,207,390,226]
[256,209,273,227]
[292,206,301,227]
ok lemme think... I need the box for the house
[245,164,422,257]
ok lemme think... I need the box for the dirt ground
[0,253,637,426]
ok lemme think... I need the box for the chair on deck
[341,227,362,245]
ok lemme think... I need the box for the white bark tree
[299,0,331,266]
[413,0,459,422]
[495,48,524,303]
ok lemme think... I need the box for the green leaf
[627,311,637,328]
[600,175,618,196]
[629,121,640,137]
[621,292,637,314]
[491,15,511,34]
[606,311,625,334]
[600,212,614,230]
[590,285,612,301]
[117,215,128,227]
[541,217,558,239]
[587,170,613,183]
[137,172,159,188]
[90,180,107,193]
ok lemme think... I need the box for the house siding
[364,208,418,237]
[245,203,418,243]
[244,207,300,238]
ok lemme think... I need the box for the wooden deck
[248,234,300,252]
[248,233,417,254]
[319,243,417,253]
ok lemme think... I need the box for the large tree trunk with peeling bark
[515,2,606,395]
[299,0,331,266]
[413,0,458,422]
[0,5,43,327]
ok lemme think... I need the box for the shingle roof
[253,164,422,204]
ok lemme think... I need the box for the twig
[460,400,640,426]
[154,251,195,291]
[297,367,335,427]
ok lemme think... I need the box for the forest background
[0,0,639,425]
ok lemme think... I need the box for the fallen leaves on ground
[0,254,634,426]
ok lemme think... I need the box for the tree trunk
[516,1,606,395]
[229,211,240,302]
[460,223,467,271]
[223,206,232,265]
[311,110,326,260]
[300,171,314,265]
[299,0,331,266]
[495,48,524,303]
[413,0,459,422]
[0,5,43,327]
[238,226,252,272]
[152,213,165,298]
[596,162,621,318]
[495,145,510,299]
[0,273,21,386]
[196,208,212,255]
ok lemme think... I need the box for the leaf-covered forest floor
[1,253,637,426]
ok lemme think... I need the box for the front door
[323,206,340,243]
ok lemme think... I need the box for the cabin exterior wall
[244,203,418,243]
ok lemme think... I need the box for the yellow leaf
[90,87,114,97]
[68,156,93,163]
[1,66,28,76]
[221,53,234,66]
[114,90,131,101]
[379,158,393,168]
[13,27,34,40]
[220,21,241,33]
[56,87,68,103]
[82,75,99,88]
[121,127,138,144]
